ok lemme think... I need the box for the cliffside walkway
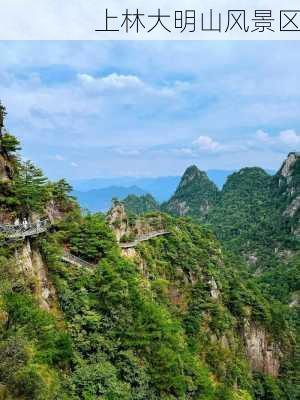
[0,219,50,240]
[61,251,95,268]
[120,230,170,249]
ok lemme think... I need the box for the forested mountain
[206,167,281,266]
[123,193,160,215]
[159,156,300,268]
[0,105,299,399]
[161,166,219,220]
[71,171,236,204]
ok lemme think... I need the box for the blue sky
[1,41,300,180]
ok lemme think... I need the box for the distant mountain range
[72,186,145,213]
[71,176,181,203]
[72,169,275,212]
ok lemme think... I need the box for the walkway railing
[120,230,170,249]
[61,251,95,268]
[0,219,50,239]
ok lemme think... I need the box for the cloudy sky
[1,41,300,180]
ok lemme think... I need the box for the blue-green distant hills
[72,169,275,212]
[72,185,146,212]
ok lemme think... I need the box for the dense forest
[0,104,299,399]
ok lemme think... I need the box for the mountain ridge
[2,130,295,399]
[0,102,298,399]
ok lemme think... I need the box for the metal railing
[120,230,170,249]
[0,219,50,239]
[61,251,95,268]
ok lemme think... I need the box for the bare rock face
[167,199,189,216]
[121,247,137,258]
[276,152,300,238]
[0,154,12,183]
[277,152,300,194]
[106,201,128,242]
[243,320,281,377]
[279,152,298,179]
[209,277,220,299]
[133,215,164,236]
[45,200,63,223]
[15,240,56,310]
[284,196,300,218]
[107,201,165,247]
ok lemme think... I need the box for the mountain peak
[222,167,271,193]
[162,165,219,219]
[179,165,211,189]
[278,152,300,178]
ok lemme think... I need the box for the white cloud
[193,135,221,152]
[78,73,143,90]
[256,129,271,143]
[115,148,141,156]
[1,41,300,178]
[70,162,79,167]
[279,129,300,146]
[255,128,300,148]
[77,72,181,100]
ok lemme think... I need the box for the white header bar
[1,0,300,40]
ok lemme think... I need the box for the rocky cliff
[275,152,300,238]
[243,321,281,377]
[107,205,285,380]
[0,154,13,183]
[106,200,128,241]
[14,240,57,311]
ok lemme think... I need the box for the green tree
[0,132,21,156]
[13,161,49,214]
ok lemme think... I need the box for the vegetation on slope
[206,168,284,266]
[40,210,294,400]
[163,161,300,269]
[162,166,219,220]
[0,107,298,399]
[123,193,160,216]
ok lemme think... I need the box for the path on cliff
[0,219,50,239]
[120,230,170,248]
[1,220,170,266]
[61,251,95,268]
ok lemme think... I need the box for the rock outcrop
[275,152,300,238]
[45,199,64,223]
[107,200,165,244]
[0,154,12,183]
[106,200,128,242]
[278,152,300,181]
[243,321,281,377]
[15,240,56,311]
